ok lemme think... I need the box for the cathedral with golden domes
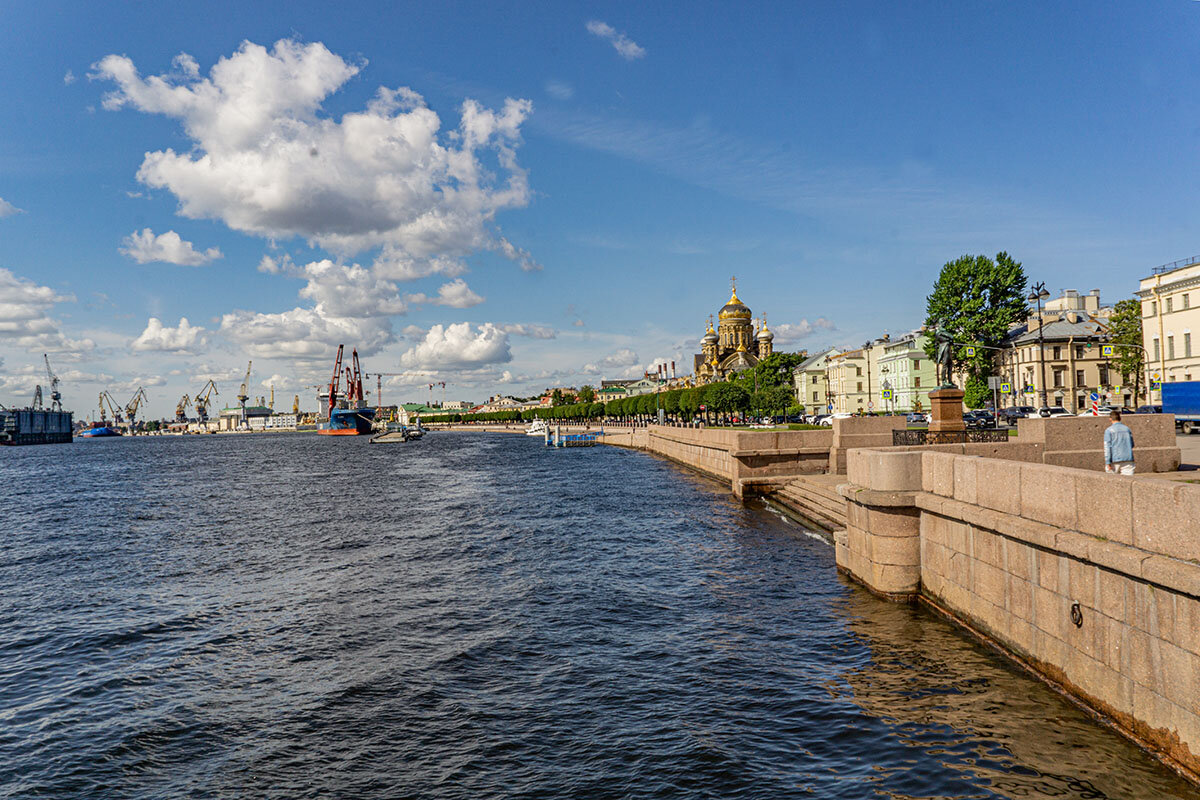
[693,278,774,384]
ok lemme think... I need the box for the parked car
[1135,404,1163,414]
[905,412,926,426]
[1037,406,1073,418]
[998,406,1036,425]
[963,410,996,429]
[1077,405,1118,417]
[812,414,832,427]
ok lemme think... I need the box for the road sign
[699,404,706,411]
[868,401,874,411]
[1024,385,1035,394]
[1000,382,1011,394]
[880,388,892,400]
[965,346,976,357]
[1151,380,1161,390]
[1090,392,1099,402]
[1101,344,1114,357]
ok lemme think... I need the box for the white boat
[526,419,548,437]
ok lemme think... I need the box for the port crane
[175,394,192,422]
[100,391,123,424]
[237,361,252,429]
[125,387,149,432]
[326,345,345,416]
[31,385,43,410]
[292,395,299,415]
[43,354,62,412]
[194,380,219,424]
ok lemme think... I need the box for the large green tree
[578,385,596,403]
[705,382,749,417]
[735,351,808,392]
[924,252,1029,383]
[1107,298,1145,402]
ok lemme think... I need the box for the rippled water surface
[2,431,1197,799]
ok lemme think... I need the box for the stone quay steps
[772,474,848,532]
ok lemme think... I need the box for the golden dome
[718,287,752,321]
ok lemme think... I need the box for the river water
[2,431,1197,799]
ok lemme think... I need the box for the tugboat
[525,418,548,437]
[317,345,376,436]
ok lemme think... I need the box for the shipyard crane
[32,385,43,410]
[237,361,252,429]
[345,349,365,408]
[42,354,62,412]
[292,395,299,415]
[175,394,192,422]
[194,380,219,424]
[125,387,148,432]
[100,391,123,424]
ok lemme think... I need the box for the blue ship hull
[317,407,375,436]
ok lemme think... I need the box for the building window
[1052,346,1062,360]
[1169,336,1175,360]
[1167,297,1174,313]
[1187,332,1193,358]
[1149,301,1158,317]
[857,382,863,392]
[1075,345,1085,359]
[1053,369,1064,388]
[1154,338,1161,361]
[856,367,862,376]
[812,391,817,402]
[1075,369,1085,386]
[914,360,920,369]
[914,377,921,389]
[1186,294,1192,310]
[1099,365,1108,385]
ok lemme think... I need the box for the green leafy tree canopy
[924,252,1028,379]
[1107,298,1145,399]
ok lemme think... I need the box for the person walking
[1104,410,1136,475]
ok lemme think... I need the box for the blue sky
[2,2,1200,416]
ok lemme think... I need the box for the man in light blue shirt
[1104,411,1135,475]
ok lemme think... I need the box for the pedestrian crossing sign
[1101,344,1114,357]
[1000,382,1011,394]
[965,346,976,357]
[880,388,892,400]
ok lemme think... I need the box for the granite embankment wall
[601,425,833,496]
[837,442,1200,776]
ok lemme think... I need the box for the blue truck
[1160,381,1200,434]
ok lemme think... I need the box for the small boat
[526,419,548,437]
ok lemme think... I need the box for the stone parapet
[837,445,1200,777]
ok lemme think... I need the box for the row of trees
[424,352,807,425]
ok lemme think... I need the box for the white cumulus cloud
[120,228,223,265]
[586,20,646,60]
[772,318,836,347]
[219,306,394,360]
[500,323,556,339]
[582,347,640,375]
[398,322,511,369]
[0,197,23,217]
[405,278,484,309]
[92,39,537,274]
[0,268,92,352]
[131,316,207,353]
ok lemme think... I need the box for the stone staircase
[771,474,848,532]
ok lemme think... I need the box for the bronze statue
[932,322,955,387]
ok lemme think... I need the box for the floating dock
[0,409,73,446]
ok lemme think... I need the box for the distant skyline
[3,2,1200,416]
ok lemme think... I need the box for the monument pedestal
[929,387,966,434]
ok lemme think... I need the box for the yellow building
[793,348,838,413]
[826,348,869,413]
[693,279,774,385]
[998,307,1121,412]
[1137,259,1200,398]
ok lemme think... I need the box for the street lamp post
[1028,282,1050,409]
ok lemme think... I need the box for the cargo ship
[80,423,122,438]
[317,345,375,436]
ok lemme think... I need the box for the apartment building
[793,348,838,413]
[876,332,937,413]
[998,308,1122,412]
[1137,258,1200,398]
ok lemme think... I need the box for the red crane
[345,349,365,407]
[327,344,345,420]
